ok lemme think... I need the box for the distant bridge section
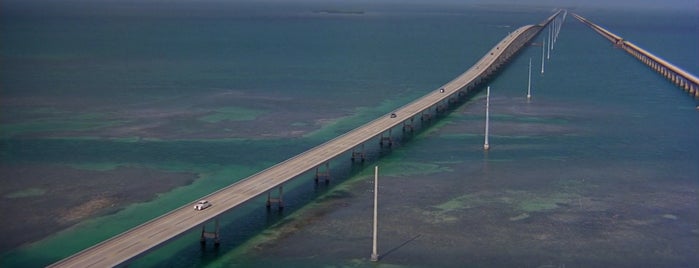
[573,13,699,99]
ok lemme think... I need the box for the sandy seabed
[235,166,699,267]
[0,164,197,252]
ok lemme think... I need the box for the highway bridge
[49,11,561,267]
[573,13,699,99]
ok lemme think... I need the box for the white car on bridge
[194,200,211,210]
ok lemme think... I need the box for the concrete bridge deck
[49,13,558,268]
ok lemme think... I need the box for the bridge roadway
[573,13,699,98]
[49,12,559,267]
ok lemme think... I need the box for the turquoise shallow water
[1,2,697,267]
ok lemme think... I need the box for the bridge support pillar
[379,129,393,147]
[679,79,686,91]
[200,218,220,247]
[315,162,331,183]
[421,112,432,123]
[351,144,366,163]
[436,104,446,115]
[266,185,284,210]
[402,118,414,133]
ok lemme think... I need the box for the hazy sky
[1,0,696,15]
[238,0,697,10]
[3,0,698,9]
[473,0,697,10]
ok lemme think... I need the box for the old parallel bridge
[573,13,699,99]
[49,11,561,267]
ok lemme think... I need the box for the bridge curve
[573,13,699,99]
[49,12,559,268]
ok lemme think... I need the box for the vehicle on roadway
[194,200,211,210]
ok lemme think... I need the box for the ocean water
[1,2,697,267]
